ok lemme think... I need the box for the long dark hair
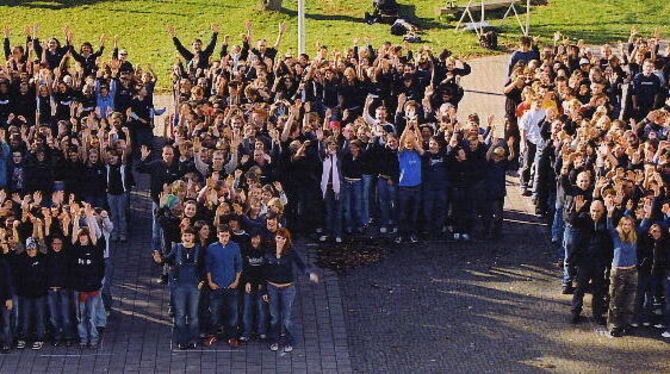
[275,227,293,256]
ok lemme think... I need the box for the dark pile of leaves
[316,235,393,274]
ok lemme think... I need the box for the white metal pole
[298,0,305,54]
[526,0,530,35]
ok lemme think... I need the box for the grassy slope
[0,0,668,90]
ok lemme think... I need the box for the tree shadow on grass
[2,0,123,10]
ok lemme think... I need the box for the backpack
[391,20,409,36]
[479,30,498,50]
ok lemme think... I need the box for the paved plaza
[0,55,667,374]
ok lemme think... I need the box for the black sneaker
[609,328,623,337]
[570,314,582,324]
[409,235,418,243]
[0,346,9,354]
[188,343,198,349]
[393,236,403,244]
[561,285,575,294]
[178,343,188,350]
[595,316,607,326]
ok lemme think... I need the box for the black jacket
[70,243,104,292]
[13,252,48,298]
[137,158,185,204]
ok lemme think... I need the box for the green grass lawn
[0,0,668,90]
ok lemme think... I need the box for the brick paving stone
[0,143,353,373]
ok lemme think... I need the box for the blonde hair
[616,216,637,244]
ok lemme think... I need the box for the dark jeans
[633,270,656,324]
[172,284,200,345]
[108,193,129,239]
[209,288,238,339]
[101,258,113,311]
[362,174,375,224]
[482,198,504,236]
[241,289,268,339]
[608,267,638,330]
[377,179,397,229]
[519,141,536,190]
[198,288,211,337]
[397,185,421,237]
[422,186,447,233]
[571,260,607,318]
[267,284,297,345]
[47,289,74,341]
[663,272,670,331]
[18,296,46,341]
[0,305,10,347]
[451,187,473,234]
[323,188,342,237]
[342,179,365,231]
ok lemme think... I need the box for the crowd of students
[0,21,513,353]
[2,17,667,355]
[507,29,670,339]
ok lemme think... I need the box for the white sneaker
[316,227,323,234]
[319,235,328,242]
[453,233,461,241]
[283,345,293,352]
[630,322,640,328]
[462,233,470,241]
[409,235,418,243]
[654,323,665,329]
[269,343,279,351]
[662,331,670,339]
[379,226,388,233]
[335,237,342,243]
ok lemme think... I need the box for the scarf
[321,153,341,200]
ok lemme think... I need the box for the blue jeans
[74,291,100,344]
[323,188,342,237]
[47,289,74,341]
[362,174,375,224]
[209,288,238,339]
[172,284,200,345]
[18,296,46,341]
[551,202,564,243]
[0,305,10,347]
[562,224,581,287]
[398,185,421,237]
[151,201,164,253]
[341,180,364,231]
[101,258,113,311]
[377,179,397,228]
[108,193,129,238]
[267,284,297,345]
[423,186,448,233]
[241,289,268,339]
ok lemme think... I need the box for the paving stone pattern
[340,55,670,374]
[1,54,668,374]
[0,171,352,374]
